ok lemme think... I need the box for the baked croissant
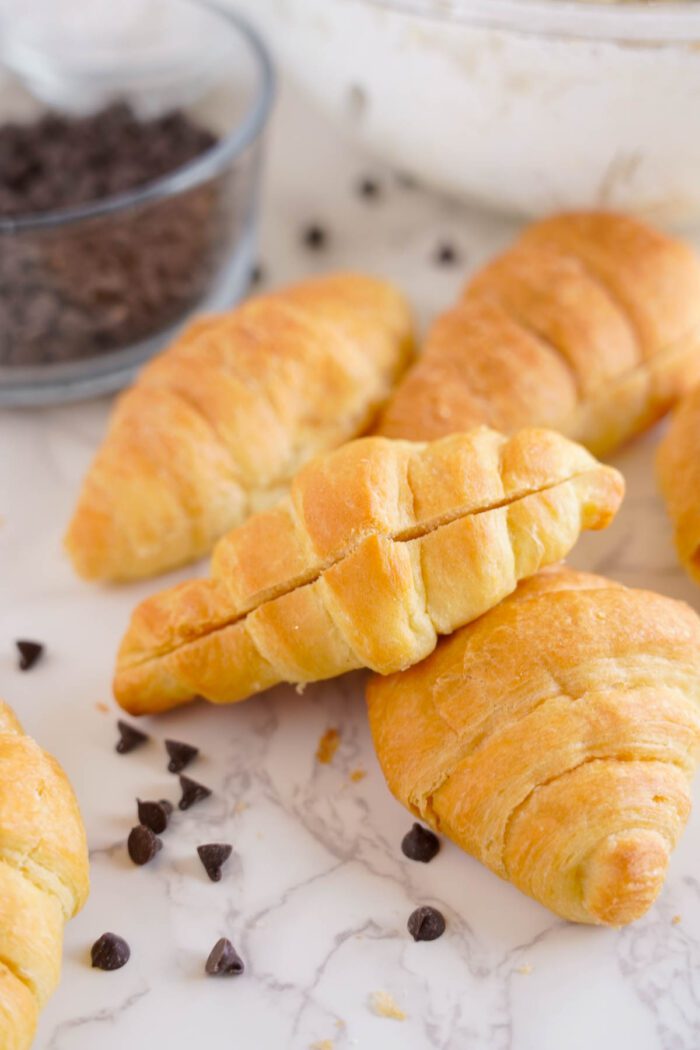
[367,567,700,926]
[375,211,700,456]
[657,384,700,584]
[114,427,623,715]
[65,273,414,582]
[0,699,89,1049]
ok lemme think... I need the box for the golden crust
[656,384,700,583]
[0,699,89,1050]
[366,568,700,926]
[114,428,623,714]
[64,273,414,582]
[374,211,700,455]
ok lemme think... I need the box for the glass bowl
[0,0,275,407]
[240,0,700,224]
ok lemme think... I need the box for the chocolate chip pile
[0,103,235,368]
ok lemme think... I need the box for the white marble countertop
[3,80,700,1050]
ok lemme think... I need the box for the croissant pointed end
[582,829,670,926]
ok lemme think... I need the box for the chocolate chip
[115,720,149,754]
[401,823,440,864]
[302,224,327,250]
[91,932,131,970]
[165,738,198,773]
[137,799,171,835]
[197,843,232,882]
[178,775,211,810]
[357,176,380,199]
[434,242,459,266]
[205,937,244,976]
[127,824,162,866]
[407,906,445,942]
[16,640,43,671]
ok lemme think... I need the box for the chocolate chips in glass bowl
[0,102,236,369]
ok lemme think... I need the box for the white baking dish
[238,0,700,223]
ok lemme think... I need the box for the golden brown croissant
[0,700,89,1048]
[367,567,700,926]
[656,384,700,584]
[114,427,623,715]
[65,273,414,582]
[375,211,700,456]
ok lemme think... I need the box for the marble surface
[3,80,700,1050]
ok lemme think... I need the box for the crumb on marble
[369,990,406,1021]
[234,801,249,814]
[310,1041,333,1050]
[672,914,682,925]
[335,1019,346,1029]
[349,768,366,783]
[316,727,340,765]
[515,964,533,975]
[95,701,109,714]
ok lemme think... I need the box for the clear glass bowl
[0,0,274,406]
[242,0,700,224]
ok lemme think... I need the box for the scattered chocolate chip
[16,640,43,671]
[91,932,131,970]
[434,242,459,266]
[127,824,162,866]
[401,823,440,864]
[197,843,232,882]
[137,799,171,835]
[407,906,445,942]
[165,738,199,773]
[302,224,327,250]
[115,720,149,755]
[357,176,380,199]
[249,262,264,286]
[178,774,212,810]
[205,937,244,976]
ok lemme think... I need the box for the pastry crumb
[672,914,682,925]
[334,1019,346,1029]
[369,990,406,1020]
[316,727,340,764]
[295,682,307,695]
[310,1041,333,1050]
[95,701,109,713]
[349,768,366,782]
[233,801,249,814]
[516,964,533,975]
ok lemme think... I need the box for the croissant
[657,384,700,584]
[375,211,700,456]
[65,273,414,582]
[114,427,623,715]
[0,699,89,1048]
[367,567,700,926]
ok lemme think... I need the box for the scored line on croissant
[366,567,700,926]
[114,427,623,714]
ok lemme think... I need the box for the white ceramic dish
[238,0,700,222]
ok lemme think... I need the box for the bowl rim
[0,2,275,234]
[358,0,700,43]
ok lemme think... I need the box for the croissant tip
[582,829,670,926]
